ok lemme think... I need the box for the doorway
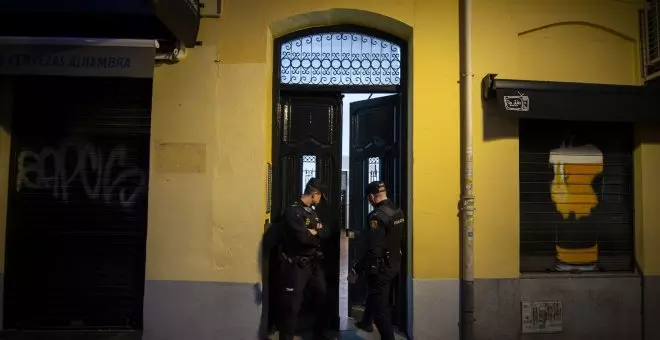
[269,26,410,337]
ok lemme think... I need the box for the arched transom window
[279,32,402,86]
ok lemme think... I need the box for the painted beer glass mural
[549,143,603,271]
[519,120,634,272]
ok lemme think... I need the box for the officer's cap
[365,181,386,197]
[305,178,328,201]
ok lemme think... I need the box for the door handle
[345,230,356,239]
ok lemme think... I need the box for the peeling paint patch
[212,226,232,271]
[155,142,206,173]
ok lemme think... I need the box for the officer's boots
[355,320,375,333]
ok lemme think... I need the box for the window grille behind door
[644,0,660,76]
[367,157,381,213]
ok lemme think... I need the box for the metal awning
[0,37,157,78]
[0,0,201,48]
[481,73,660,122]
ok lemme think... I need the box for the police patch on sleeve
[369,220,378,229]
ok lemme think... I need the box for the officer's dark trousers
[278,258,327,340]
[362,269,398,340]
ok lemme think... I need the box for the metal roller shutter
[4,75,151,329]
[519,119,634,273]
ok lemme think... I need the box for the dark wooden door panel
[348,94,407,331]
[270,92,343,331]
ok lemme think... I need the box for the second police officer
[350,181,405,340]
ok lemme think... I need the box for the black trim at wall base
[482,73,660,122]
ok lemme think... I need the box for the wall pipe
[459,0,475,338]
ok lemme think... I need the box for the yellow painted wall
[148,0,461,283]
[147,0,654,284]
[634,124,660,275]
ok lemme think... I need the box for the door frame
[270,24,413,336]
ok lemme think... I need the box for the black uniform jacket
[355,199,405,272]
[282,200,328,256]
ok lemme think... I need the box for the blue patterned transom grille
[279,32,402,86]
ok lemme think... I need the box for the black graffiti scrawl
[16,141,147,209]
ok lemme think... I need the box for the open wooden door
[348,94,408,334]
[267,91,343,334]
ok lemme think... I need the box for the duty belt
[281,251,323,268]
[367,251,392,274]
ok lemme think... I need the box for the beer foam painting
[548,143,604,220]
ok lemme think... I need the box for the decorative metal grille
[280,32,402,86]
[368,157,381,183]
[647,0,660,64]
[301,155,317,193]
[367,157,381,213]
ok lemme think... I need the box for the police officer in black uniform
[350,181,405,340]
[278,178,332,340]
